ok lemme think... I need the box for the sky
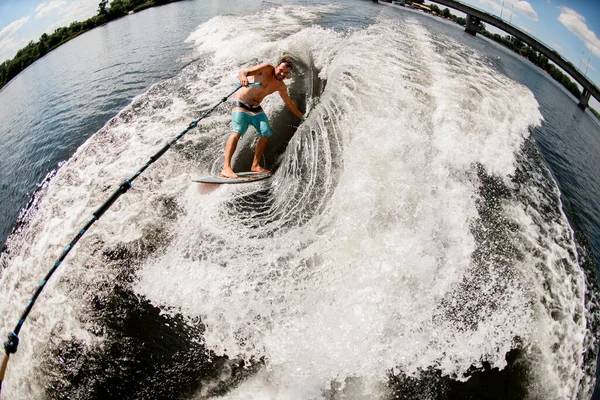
[0,0,599,107]
[0,0,98,63]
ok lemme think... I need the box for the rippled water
[0,1,205,249]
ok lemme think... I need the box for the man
[221,57,306,178]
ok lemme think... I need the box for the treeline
[479,31,582,98]
[425,3,468,27]
[0,0,182,91]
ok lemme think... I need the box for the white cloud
[50,0,98,29]
[514,1,538,21]
[0,17,30,62]
[0,17,30,41]
[35,0,68,19]
[558,7,600,58]
[0,0,97,62]
[0,36,20,63]
[476,0,502,14]
[36,0,98,35]
[475,0,538,21]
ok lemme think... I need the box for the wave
[0,5,594,399]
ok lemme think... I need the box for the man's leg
[251,136,270,174]
[251,113,272,174]
[221,132,241,178]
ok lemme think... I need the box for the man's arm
[238,63,271,86]
[278,86,304,119]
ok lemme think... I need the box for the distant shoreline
[384,0,600,119]
[0,0,186,91]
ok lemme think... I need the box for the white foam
[0,4,591,399]
[137,11,576,397]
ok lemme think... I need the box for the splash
[137,10,584,399]
[0,4,591,399]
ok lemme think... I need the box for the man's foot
[221,168,239,179]
[250,165,271,174]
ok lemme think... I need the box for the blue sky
[0,0,599,107]
[0,0,98,62]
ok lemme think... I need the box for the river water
[1,1,600,399]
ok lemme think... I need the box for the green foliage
[98,0,108,15]
[0,0,183,90]
[453,16,466,26]
[480,34,583,99]
[509,36,524,52]
[477,24,586,100]
[133,2,154,13]
[591,107,600,121]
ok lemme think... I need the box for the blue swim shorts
[231,111,273,138]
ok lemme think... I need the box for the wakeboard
[192,171,271,184]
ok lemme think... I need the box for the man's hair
[278,57,294,71]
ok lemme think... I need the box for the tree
[98,0,108,16]
[538,54,549,70]
[38,40,48,57]
[510,37,524,52]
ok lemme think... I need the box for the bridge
[414,0,599,110]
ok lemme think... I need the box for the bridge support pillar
[578,89,591,110]
[465,14,480,36]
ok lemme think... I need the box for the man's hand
[238,72,249,87]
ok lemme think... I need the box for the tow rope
[0,82,257,394]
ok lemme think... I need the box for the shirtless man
[221,57,305,178]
